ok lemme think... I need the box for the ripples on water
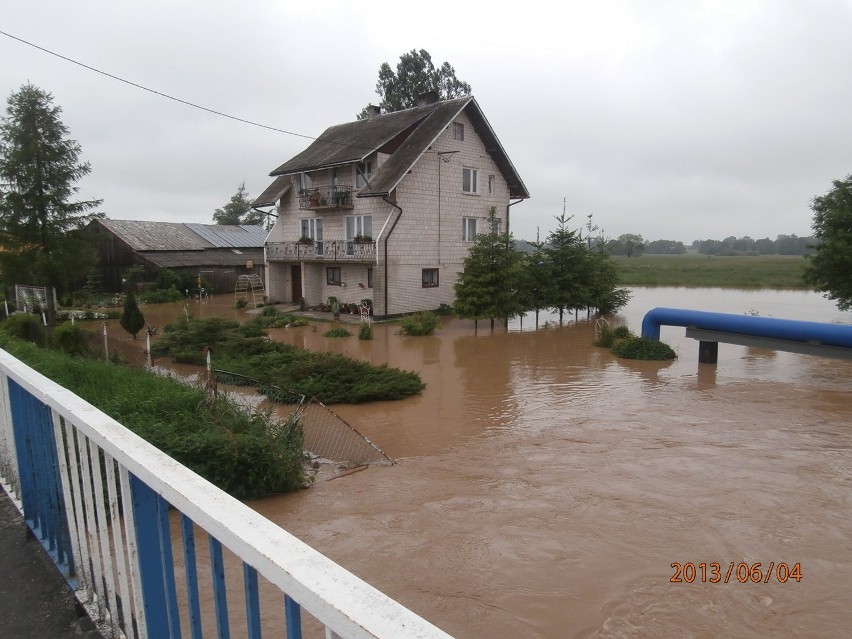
[131,288,852,638]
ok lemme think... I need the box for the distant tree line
[596,233,817,257]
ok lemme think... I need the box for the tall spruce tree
[453,210,524,329]
[0,83,102,322]
[543,211,589,325]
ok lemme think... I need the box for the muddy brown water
[98,289,852,638]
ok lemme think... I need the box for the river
[124,287,852,638]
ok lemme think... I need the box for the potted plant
[297,236,314,245]
[353,234,372,244]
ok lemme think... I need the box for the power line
[0,28,321,142]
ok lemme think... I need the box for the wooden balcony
[267,239,376,263]
[298,186,354,211]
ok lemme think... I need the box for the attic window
[232,249,244,255]
[356,161,373,187]
[453,122,464,141]
[462,167,478,194]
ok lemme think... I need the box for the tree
[454,210,524,329]
[0,83,102,322]
[804,175,852,310]
[357,49,472,118]
[617,233,645,257]
[213,182,269,227]
[119,266,145,339]
[543,212,590,324]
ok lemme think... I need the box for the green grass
[615,254,809,288]
[0,330,308,499]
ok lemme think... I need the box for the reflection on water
[105,288,852,638]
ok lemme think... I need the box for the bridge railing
[0,347,453,639]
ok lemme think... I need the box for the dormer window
[453,122,464,141]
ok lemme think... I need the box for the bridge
[641,307,852,363]
[0,347,453,639]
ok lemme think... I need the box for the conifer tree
[0,83,102,322]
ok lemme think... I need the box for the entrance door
[291,265,302,302]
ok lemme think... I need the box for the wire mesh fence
[213,369,393,468]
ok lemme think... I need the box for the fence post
[102,322,109,362]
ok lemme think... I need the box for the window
[345,215,372,240]
[422,268,439,288]
[300,218,323,254]
[462,167,478,193]
[300,172,313,190]
[453,122,464,141]
[488,174,495,194]
[367,268,373,288]
[356,161,373,187]
[490,216,502,235]
[462,217,477,242]
[327,267,341,286]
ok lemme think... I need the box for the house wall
[384,110,510,315]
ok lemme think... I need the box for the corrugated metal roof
[139,248,264,269]
[93,219,267,251]
[185,224,268,248]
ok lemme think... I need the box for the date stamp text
[670,562,802,584]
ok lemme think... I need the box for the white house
[254,93,529,317]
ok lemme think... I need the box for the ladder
[235,274,265,308]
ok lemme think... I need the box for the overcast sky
[2,0,851,243]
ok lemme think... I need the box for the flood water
[114,288,852,638]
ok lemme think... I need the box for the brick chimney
[417,90,440,106]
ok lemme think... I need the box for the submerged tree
[804,174,852,310]
[454,210,524,329]
[357,49,472,119]
[0,83,102,322]
[120,266,145,339]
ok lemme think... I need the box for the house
[84,219,267,293]
[254,93,529,317]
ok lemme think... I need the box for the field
[614,254,809,288]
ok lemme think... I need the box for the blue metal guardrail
[641,307,852,362]
[0,347,454,639]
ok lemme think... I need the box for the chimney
[366,104,381,119]
[417,90,440,106]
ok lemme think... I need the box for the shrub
[594,324,631,348]
[324,327,352,338]
[611,336,677,360]
[399,311,440,336]
[358,323,373,340]
[139,288,184,304]
[1,314,44,344]
[49,322,89,357]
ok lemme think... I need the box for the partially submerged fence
[0,347,452,639]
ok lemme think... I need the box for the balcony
[267,239,376,262]
[299,186,354,210]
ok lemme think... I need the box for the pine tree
[120,286,145,339]
[213,182,268,227]
[0,83,102,322]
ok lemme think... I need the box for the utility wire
[0,28,352,146]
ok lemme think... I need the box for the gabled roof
[257,96,529,202]
[91,219,267,252]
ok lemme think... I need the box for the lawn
[615,254,809,288]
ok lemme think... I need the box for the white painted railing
[0,347,453,639]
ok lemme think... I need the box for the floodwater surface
[111,288,852,638]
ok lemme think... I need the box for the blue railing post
[129,473,182,638]
[7,379,74,576]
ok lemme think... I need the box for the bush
[324,327,352,338]
[139,288,184,304]
[594,324,631,348]
[1,314,44,344]
[49,322,89,357]
[358,322,373,340]
[398,311,440,336]
[611,336,677,360]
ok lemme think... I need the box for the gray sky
[2,0,851,244]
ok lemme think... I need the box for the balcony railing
[267,239,376,262]
[299,186,353,210]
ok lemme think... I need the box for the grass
[0,328,308,499]
[615,254,809,288]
